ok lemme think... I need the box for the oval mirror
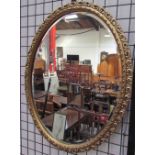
[25,2,132,153]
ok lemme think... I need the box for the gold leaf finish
[25,2,133,153]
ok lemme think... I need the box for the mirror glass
[32,12,122,144]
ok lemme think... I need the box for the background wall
[56,29,117,73]
[21,0,135,155]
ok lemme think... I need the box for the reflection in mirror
[32,12,122,144]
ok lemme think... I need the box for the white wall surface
[56,28,117,73]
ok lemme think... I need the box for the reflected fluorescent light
[65,14,78,20]
[107,29,111,33]
[104,34,111,37]
[64,14,78,22]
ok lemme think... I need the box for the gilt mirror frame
[25,1,132,153]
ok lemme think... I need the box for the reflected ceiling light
[64,14,78,22]
[104,34,111,37]
[65,14,78,20]
[107,28,111,33]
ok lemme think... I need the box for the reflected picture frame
[52,112,67,140]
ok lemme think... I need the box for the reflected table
[42,108,85,130]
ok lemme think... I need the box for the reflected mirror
[32,12,122,144]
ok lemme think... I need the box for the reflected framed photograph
[52,112,66,140]
[57,47,63,58]
[100,51,108,63]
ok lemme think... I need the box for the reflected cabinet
[25,2,132,153]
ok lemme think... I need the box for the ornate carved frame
[25,2,132,153]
